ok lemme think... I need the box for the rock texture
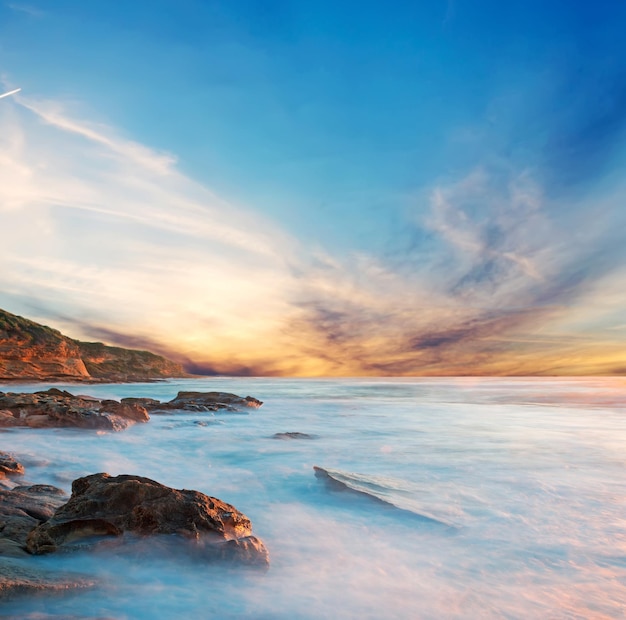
[0,389,263,430]
[26,473,269,566]
[0,308,186,382]
[0,452,25,490]
[77,341,186,382]
[0,388,149,431]
[0,484,68,557]
[146,391,263,413]
[0,452,25,478]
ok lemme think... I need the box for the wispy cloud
[1,91,625,376]
[6,3,45,18]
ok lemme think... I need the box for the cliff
[0,309,186,382]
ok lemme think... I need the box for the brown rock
[26,473,269,566]
[0,484,68,557]
[99,400,150,423]
[0,452,25,477]
[24,414,51,428]
[0,409,18,426]
[154,391,263,413]
[121,397,161,408]
[0,307,187,382]
[0,389,146,431]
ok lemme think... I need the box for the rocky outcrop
[0,389,263,430]
[26,473,269,566]
[77,341,186,382]
[0,310,89,381]
[0,308,187,382]
[0,484,68,557]
[145,391,263,413]
[0,452,25,490]
[0,452,25,478]
[0,388,149,431]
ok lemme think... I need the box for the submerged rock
[26,473,269,566]
[314,466,455,527]
[273,432,317,440]
[0,389,149,431]
[0,559,96,601]
[0,484,68,557]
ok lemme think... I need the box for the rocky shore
[0,389,268,602]
[0,388,262,431]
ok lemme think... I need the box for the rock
[0,307,187,382]
[99,400,150,423]
[273,432,317,440]
[0,452,25,491]
[0,409,18,426]
[0,452,25,477]
[121,397,161,408]
[0,389,149,431]
[0,559,96,601]
[0,484,68,557]
[152,391,263,413]
[26,473,269,566]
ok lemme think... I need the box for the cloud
[0,94,305,370]
[283,164,626,376]
[1,91,625,376]
[6,3,45,18]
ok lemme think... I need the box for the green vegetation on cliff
[0,309,67,347]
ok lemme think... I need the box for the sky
[1,0,626,376]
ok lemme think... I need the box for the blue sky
[1,1,626,375]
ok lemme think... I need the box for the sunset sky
[1,0,625,376]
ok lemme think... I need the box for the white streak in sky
[0,88,21,100]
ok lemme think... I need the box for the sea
[1,377,625,619]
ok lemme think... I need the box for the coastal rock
[77,340,187,382]
[0,484,68,557]
[26,473,269,566]
[0,307,187,382]
[0,309,89,381]
[0,452,25,477]
[273,432,317,440]
[120,397,161,408]
[151,391,263,413]
[99,399,150,423]
[0,389,149,431]
[0,559,96,601]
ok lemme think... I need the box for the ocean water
[1,377,625,619]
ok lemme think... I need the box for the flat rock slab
[0,389,149,431]
[0,559,95,601]
[26,473,269,566]
[134,391,263,413]
[273,432,317,440]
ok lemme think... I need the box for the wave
[313,466,457,527]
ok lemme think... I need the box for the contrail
[0,88,21,100]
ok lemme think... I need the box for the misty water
[1,377,625,619]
